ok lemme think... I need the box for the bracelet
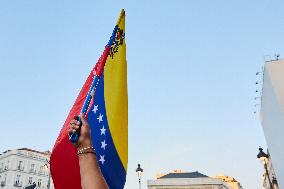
[77,146,95,156]
[77,146,94,153]
[77,150,96,156]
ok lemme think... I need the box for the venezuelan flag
[88,10,127,188]
[50,10,127,189]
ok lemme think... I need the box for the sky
[1,0,284,188]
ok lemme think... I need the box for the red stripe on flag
[95,46,110,77]
[50,71,94,189]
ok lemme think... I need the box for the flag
[50,9,127,189]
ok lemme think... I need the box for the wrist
[78,138,92,150]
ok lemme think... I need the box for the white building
[148,171,239,189]
[0,148,54,189]
[260,59,284,188]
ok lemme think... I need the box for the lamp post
[136,164,143,189]
[44,160,51,189]
[257,147,273,189]
[272,176,279,189]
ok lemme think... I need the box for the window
[39,165,44,174]
[30,164,35,173]
[16,174,20,182]
[0,174,6,186]
[28,177,33,184]
[0,181,5,186]
[17,161,23,170]
[38,179,42,187]
[0,163,3,171]
[14,174,21,186]
[4,161,9,170]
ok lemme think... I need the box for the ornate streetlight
[44,160,51,189]
[136,164,143,189]
[257,147,273,189]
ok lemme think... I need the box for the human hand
[68,114,92,149]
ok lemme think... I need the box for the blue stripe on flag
[88,74,126,189]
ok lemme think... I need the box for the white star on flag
[99,155,105,165]
[100,125,106,135]
[92,105,98,114]
[101,140,107,150]
[97,113,103,123]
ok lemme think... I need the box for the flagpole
[69,9,125,144]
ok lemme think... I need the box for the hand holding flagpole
[68,115,92,149]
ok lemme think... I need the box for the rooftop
[18,148,51,155]
[1,148,51,156]
[159,171,208,179]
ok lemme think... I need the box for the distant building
[0,148,53,189]
[148,170,242,189]
[259,59,284,188]
[214,175,243,189]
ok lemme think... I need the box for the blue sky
[1,0,284,188]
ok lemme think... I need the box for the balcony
[38,170,45,176]
[14,181,22,187]
[29,169,36,174]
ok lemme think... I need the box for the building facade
[0,148,53,189]
[148,171,241,189]
[260,59,284,188]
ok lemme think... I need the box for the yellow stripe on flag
[104,10,128,171]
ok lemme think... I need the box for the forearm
[69,116,108,189]
[79,153,109,189]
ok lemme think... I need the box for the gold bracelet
[77,150,96,156]
[77,146,94,154]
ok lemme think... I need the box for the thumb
[79,113,88,125]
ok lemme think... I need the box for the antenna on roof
[275,54,280,60]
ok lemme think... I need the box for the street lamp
[136,164,143,189]
[44,160,51,189]
[257,147,273,189]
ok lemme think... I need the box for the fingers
[79,113,88,126]
[70,119,80,126]
[68,127,78,134]
[69,118,80,134]
[70,123,79,130]
[68,128,76,135]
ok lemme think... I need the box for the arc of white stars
[97,113,103,123]
[101,140,107,150]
